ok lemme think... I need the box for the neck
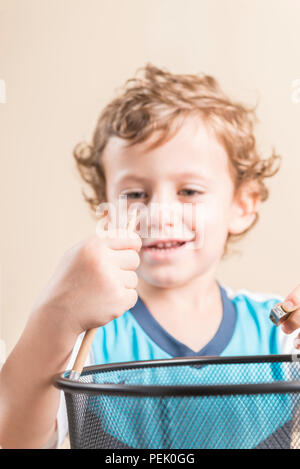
[137,271,223,352]
[137,270,221,319]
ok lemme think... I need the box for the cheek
[191,198,232,246]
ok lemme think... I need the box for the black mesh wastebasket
[55,355,300,449]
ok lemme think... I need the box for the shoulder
[222,284,284,304]
[221,284,296,354]
[222,284,284,319]
[222,284,283,329]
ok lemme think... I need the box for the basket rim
[54,354,300,397]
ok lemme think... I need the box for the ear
[228,182,261,235]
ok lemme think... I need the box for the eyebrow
[171,171,212,182]
[115,174,149,185]
[115,172,212,185]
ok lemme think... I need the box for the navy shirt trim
[130,283,237,357]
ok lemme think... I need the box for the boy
[1,64,300,449]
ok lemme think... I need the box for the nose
[148,190,182,235]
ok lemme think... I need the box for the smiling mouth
[142,240,191,251]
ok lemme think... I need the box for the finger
[281,309,300,334]
[121,270,138,289]
[124,288,138,310]
[101,230,142,251]
[293,333,300,349]
[113,249,140,270]
[127,208,138,231]
[282,285,300,312]
[95,211,110,233]
[278,286,300,332]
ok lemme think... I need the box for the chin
[138,268,191,289]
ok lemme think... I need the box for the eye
[178,189,204,197]
[122,191,148,199]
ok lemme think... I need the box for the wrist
[28,303,80,363]
[32,300,81,338]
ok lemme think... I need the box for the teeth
[149,241,183,249]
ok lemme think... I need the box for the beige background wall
[1,0,300,354]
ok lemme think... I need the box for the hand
[276,285,300,349]
[33,229,141,336]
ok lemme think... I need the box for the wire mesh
[56,356,300,449]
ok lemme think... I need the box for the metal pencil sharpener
[270,303,296,326]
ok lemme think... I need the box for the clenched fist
[33,228,142,336]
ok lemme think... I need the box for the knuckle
[282,314,300,334]
[127,289,138,309]
[287,287,300,305]
[131,233,142,250]
[122,231,142,249]
[79,237,99,257]
[112,288,138,316]
[110,290,124,317]
[132,271,138,284]
[128,271,138,288]
[130,250,140,268]
[77,243,97,269]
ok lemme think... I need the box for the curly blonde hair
[73,63,280,256]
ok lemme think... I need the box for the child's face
[103,116,254,288]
